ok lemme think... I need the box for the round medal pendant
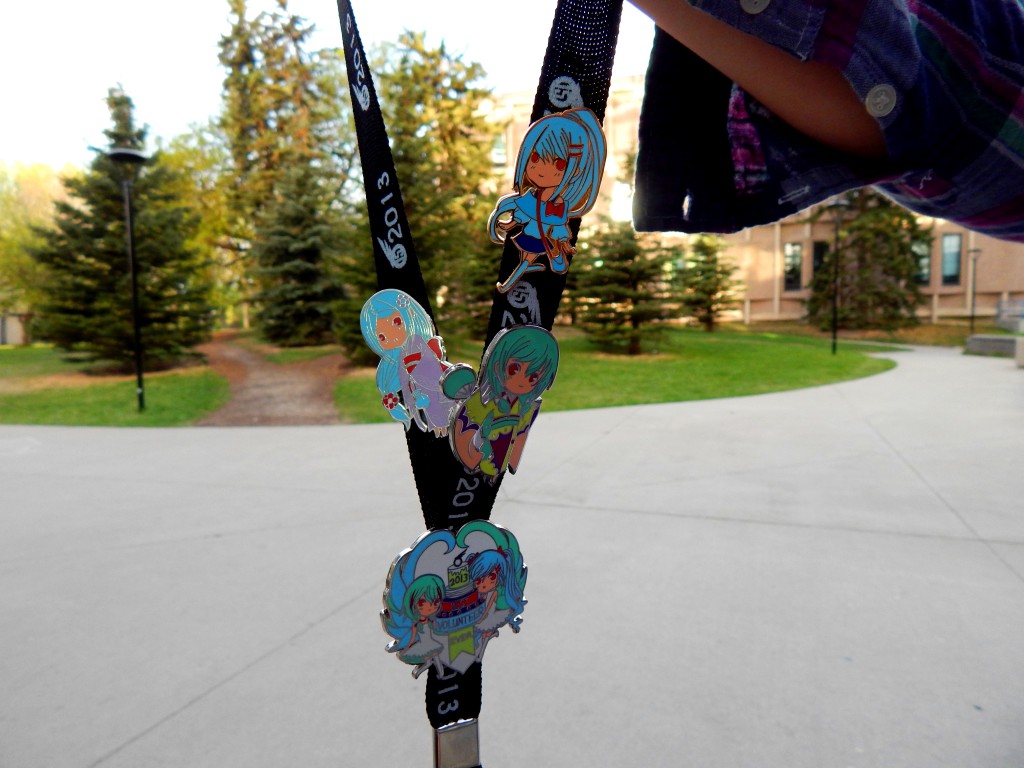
[382,521,527,677]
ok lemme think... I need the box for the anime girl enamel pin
[440,326,558,484]
[382,521,527,677]
[488,107,607,294]
[360,289,458,436]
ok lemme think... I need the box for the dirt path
[197,333,350,426]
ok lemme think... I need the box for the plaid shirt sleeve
[634,0,1024,242]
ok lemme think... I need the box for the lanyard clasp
[434,719,481,768]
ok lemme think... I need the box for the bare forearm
[629,0,886,157]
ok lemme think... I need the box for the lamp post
[107,146,148,412]
[968,247,982,336]
[825,199,850,356]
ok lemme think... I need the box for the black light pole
[968,247,982,336]
[108,147,148,411]
[826,199,850,356]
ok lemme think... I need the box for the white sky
[1,0,655,169]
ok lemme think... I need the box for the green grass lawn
[334,326,897,423]
[0,344,93,379]
[743,319,1013,347]
[262,345,342,365]
[0,326,901,427]
[0,345,230,426]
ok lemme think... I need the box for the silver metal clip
[434,719,481,768]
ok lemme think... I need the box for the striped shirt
[633,0,1024,242]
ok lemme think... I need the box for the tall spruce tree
[219,0,276,240]
[678,234,739,332]
[218,0,359,333]
[573,217,685,355]
[807,190,930,331]
[32,88,212,369]
[219,1,355,237]
[377,32,498,333]
[330,202,377,366]
[252,157,345,345]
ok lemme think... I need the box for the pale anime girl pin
[382,521,527,677]
[440,326,559,484]
[488,107,607,293]
[360,289,458,436]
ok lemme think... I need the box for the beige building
[0,315,27,345]
[485,78,1024,325]
[723,211,1024,324]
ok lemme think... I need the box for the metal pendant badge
[441,326,559,484]
[382,521,528,677]
[359,289,458,437]
[488,107,607,294]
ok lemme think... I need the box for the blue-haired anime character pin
[488,107,607,294]
[360,289,458,436]
[382,521,527,677]
[440,326,558,484]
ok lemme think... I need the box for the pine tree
[218,0,360,331]
[678,234,740,332]
[219,0,275,239]
[807,190,929,331]
[573,217,684,355]
[252,158,345,345]
[219,2,354,233]
[31,88,213,370]
[330,201,378,366]
[377,32,498,333]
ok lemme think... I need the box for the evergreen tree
[219,1,356,235]
[377,32,498,333]
[218,0,360,331]
[678,234,740,332]
[330,202,378,366]
[252,158,345,345]
[31,88,213,369]
[573,217,684,355]
[807,190,929,330]
[219,0,277,238]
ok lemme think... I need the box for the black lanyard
[336,0,623,752]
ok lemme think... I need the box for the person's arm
[629,0,887,158]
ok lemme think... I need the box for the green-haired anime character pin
[488,107,607,294]
[440,326,559,483]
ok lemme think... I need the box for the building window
[912,240,931,285]
[491,133,508,166]
[784,242,803,291]
[941,233,962,286]
[812,240,829,277]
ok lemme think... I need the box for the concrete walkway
[2,346,1022,768]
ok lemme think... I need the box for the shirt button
[740,0,771,13]
[865,84,898,117]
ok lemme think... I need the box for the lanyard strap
[338,0,502,536]
[336,0,623,736]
